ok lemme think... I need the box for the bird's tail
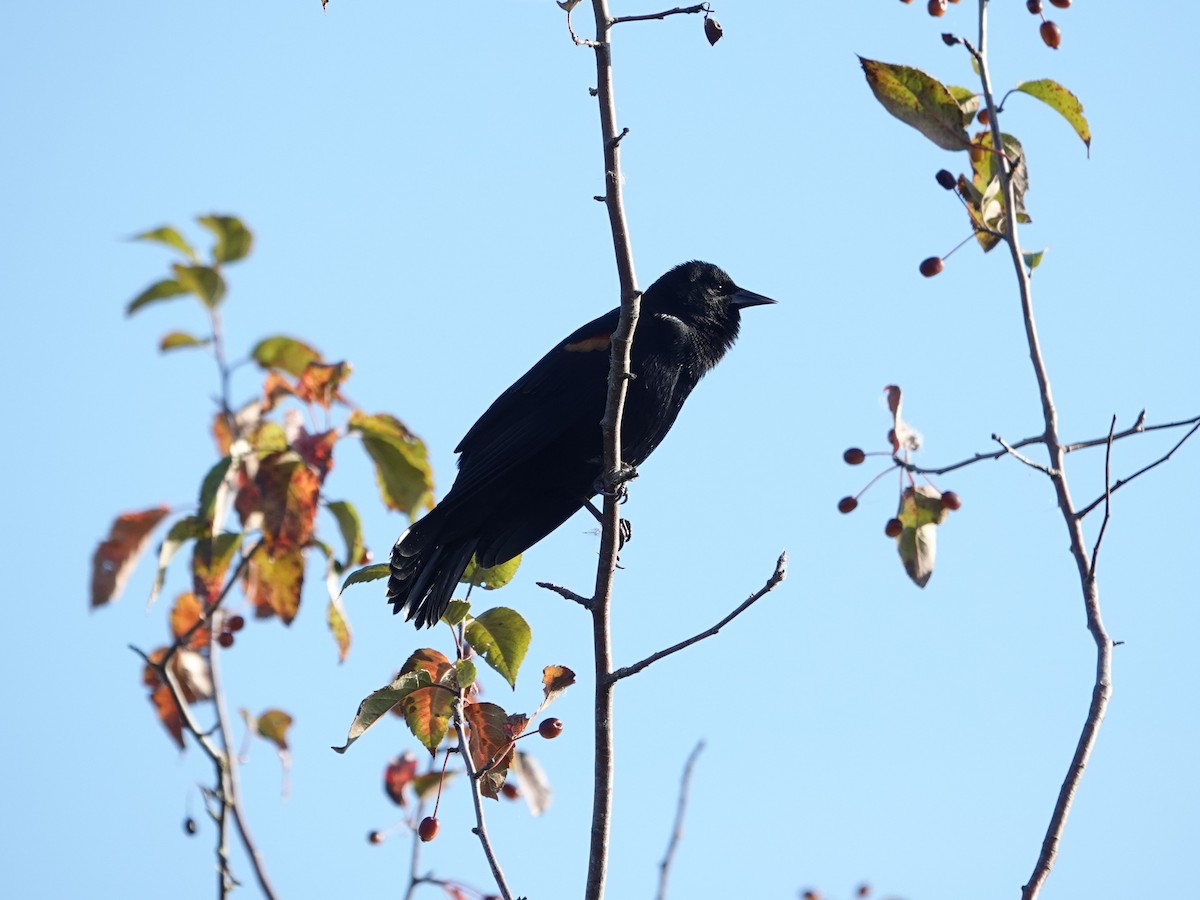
[387,512,479,629]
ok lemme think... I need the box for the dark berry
[935,169,957,190]
[1040,21,1061,49]
[837,496,858,514]
[226,615,245,633]
[1026,0,1042,12]
[501,782,520,800]
[217,631,235,648]
[368,830,385,845]
[942,491,963,511]
[885,518,904,538]
[919,257,945,278]
[183,816,198,836]
[927,0,947,16]
[539,718,564,739]
[418,816,439,842]
[843,448,866,465]
[1048,0,1069,7]
[977,108,990,126]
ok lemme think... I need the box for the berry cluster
[1027,0,1069,49]
[840,446,962,537]
[215,613,245,649]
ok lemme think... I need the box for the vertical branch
[453,700,515,900]
[974,4,1114,898]
[655,741,705,900]
[586,2,642,899]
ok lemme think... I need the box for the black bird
[388,261,774,627]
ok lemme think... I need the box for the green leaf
[255,709,294,750]
[332,670,432,753]
[860,57,972,152]
[1023,247,1048,271]
[159,331,211,353]
[326,500,364,569]
[441,599,471,627]
[132,225,197,260]
[947,85,981,121]
[251,336,322,377]
[349,411,435,519]
[466,607,531,690]
[198,457,233,525]
[126,279,189,316]
[454,658,477,691]
[340,562,391,593]
[460,553,522,590]
[895,485,951,588]
[198,215,254,264]
[171,263,226,308]
[148,516,207,609]
[1016,79,1091,154]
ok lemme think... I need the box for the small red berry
[927,0,947,16]
[977,108,990,126]
[843,448,866,465]
[1040,20,1061,49]
[368,830,385,845]
[1047,0,1069,7]
[539,718,564,739]
[418,816,440,842]
[1026,0,1042,12]
[942,491,963,511]
[226,614,245,633]
[837,496,858,514]
[217,631,235,649]
[885,518,904,538]
[501,782,520,800]
[919,257,945,278]
[935,169,957,191]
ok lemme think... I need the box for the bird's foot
[594,463,638,500]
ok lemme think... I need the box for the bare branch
[536,580,592,608]
[992,433,1056,477]
[611,4,710,26]
[656,741,705,900]
[1087,417,1117,582]
[611,553,787,683]
[1075,419,1200,520]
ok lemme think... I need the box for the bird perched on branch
[388,260,774,627]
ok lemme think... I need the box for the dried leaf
[91,506,172,608]
[860,57,972,152]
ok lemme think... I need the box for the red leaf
[296,361,351,409]
[244,547,304,624]
[384,752,419,806]
[91,506,172,608]
[170,593,209,650]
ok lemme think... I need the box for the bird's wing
[449,307,620,498]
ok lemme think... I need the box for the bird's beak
[731,286,776,309]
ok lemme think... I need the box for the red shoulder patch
[563,333,612,353]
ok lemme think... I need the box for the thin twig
[992,433,1057,477]
[1087,417,1117,582]
[211,623,278,900]
[1075,419,1200,520]
[611,4,709,26]
[610,553,787,683]
[970,5,1115,898]
[655,741,705,900]
[535,581,593,608]
[454,699,515,900]
[162,539,263,670]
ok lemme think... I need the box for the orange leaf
[256,709,294,750]
[465,702,529,798]
[296,361,351,409]
[256,453,319,554]
[294,429,338,482]
[191,533,242,604]
[91,506,172,607]
[149,683,185,750]
[399,685,455,754]
[400,648,453,680]
[261,371,298,413]
[170,593,209,650]
[244,547,304,624]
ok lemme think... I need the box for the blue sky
[3,3,1197,899]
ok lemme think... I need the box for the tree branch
[1074,419,1200,520]
[655,741,705,900]
[971,5,1114,898]
[610,553,787,683]
[611,4,710,26]
[453,700,514,900]
[992,433,1056,477]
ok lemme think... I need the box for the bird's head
[642,260,775,357]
